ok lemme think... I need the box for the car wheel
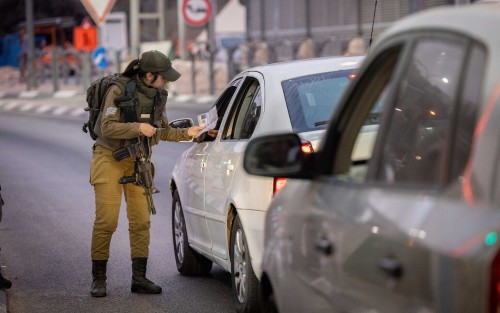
[172,190,212,275]
[230,215,260,313]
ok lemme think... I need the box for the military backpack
[82,74,137,140]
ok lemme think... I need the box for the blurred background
[0,0,485,96]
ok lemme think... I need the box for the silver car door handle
[378,256,403,279]
[314,238,334,255]
[226,164,234,171]
[201,162,206,169]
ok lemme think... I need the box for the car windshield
[282,69,355,132]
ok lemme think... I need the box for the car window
[213,78,242,129]
[378,38,468,184]
[450,45,485,180]
[335,35,484,186]
[223,78,262,140]
[281,69,356,132]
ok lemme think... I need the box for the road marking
[70,109,85,116]
[195,95,216,104]
[19,103,35,111]
[54,90,78,98]
[174,95,194,102]
[4,102,21,110]
[19,90,39,98]
[52,107,69,115]
[36,104,54,113]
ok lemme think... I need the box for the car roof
[243,55,364,82]
[374,4,500,53]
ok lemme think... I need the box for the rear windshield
[281,69,355,132]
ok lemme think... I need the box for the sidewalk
[0,66,217,108]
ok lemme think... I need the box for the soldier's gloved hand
[139,123,156,137]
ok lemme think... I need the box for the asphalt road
[0,102,236,313]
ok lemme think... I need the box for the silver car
[169,56,363,313]
[244,3,500,313]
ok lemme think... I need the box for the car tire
[230,215,260,313]
[172,190,212,275]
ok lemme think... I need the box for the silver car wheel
[233,228,248,303]
[174,202,185,263]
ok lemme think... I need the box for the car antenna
[369,0,378,47]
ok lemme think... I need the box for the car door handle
[314,238,334,255]
[201,162,206,169]
[378,256,403,279]
[226,164,234,171]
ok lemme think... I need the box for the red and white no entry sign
[182,0,212,27]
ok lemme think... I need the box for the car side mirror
[169,118,194,129]
[244,133,308,178]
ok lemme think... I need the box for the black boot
[131,258,162,294]
[90,260,107,297]
[0,270,11,289]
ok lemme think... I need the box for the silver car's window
[450,45,485,180]
[380,38,467,184]
[281,69,356,132]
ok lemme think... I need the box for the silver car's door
[182,78,242,251]
[204,75,263,259]
[302,33,485,312]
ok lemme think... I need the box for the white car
[244,3,500,313]
[169,56,363,312]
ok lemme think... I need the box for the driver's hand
[207,129,218,138]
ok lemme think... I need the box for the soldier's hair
[122,59,147,78]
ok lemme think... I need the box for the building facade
[243,0,472,64]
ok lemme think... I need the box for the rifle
[113,135,159,215]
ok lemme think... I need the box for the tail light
[272,140,314,194]
[490,250,500,313]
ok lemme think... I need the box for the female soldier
[89,50,205,297]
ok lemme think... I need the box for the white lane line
[70,109,85,116]
[4,102,22,110]
[36,104,54,113]
[195,95,216,104]
[52,107,69,115]
[54,90,78,98]
[20,103,35,111]
[19,91,39,98]
[174,95,194,102]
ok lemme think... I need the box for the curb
[0,289,6,313]
[0,90,216,104]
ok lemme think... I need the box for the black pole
[26,0,35,90]
[260,0,265,41]
[305,0,311,38]
[357,0,363,36]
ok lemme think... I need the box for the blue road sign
[92,46,108,70]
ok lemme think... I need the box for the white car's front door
[205,77,263,259]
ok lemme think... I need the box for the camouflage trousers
[90,145,150,260]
